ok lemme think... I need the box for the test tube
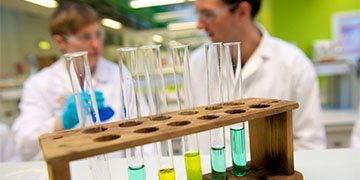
[117,47,146,180]
[64,51,111,180]
[205,43,227,179]
[169,45,202,180]
[223,42,246,177]
[157,141,176,180]
[140,45,175,180]
[140,44,167,115]
[126,147,146,180]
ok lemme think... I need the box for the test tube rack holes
[39,98,303,180]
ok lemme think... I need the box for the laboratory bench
[0,148,359,180]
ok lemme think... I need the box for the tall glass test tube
[170,45,202,180]
[140,45,175,180]
[117,47,146,180]
[205,43,227,179]
[64,51,111,180]
[223,42,246,177]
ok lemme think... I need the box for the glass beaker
[223,42,246,177]
[64,51,111,180]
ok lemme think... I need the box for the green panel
[269,0,360,57]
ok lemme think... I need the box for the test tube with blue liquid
[223,42,246,177]
[64,51,111,180]
[117,47,146,180]
[169,45,203,180]
[206,43,227,179]
[140,45,176,180]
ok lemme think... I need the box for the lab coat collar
[242,23,272,80]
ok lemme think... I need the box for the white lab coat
[0,123,20,162]
[12,57,149,161]
[350,99,360,148]
[190,25,326,154]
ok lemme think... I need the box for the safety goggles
[197,3,239,23]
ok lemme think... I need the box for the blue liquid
[210,146,226,180]
[230,127,246,177]
[128,164,146,180]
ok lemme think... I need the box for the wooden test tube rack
[39,98,303,180]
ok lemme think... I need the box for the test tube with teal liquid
[118,47,147,180]
[205,43,227,179]
[223,42,246,177]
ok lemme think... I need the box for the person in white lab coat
[12,3,147,161]
[0,122,20,162]
[350,99,360,148]
[191,0,326,152]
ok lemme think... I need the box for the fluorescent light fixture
[152,35,164,43]
[130,0,186,8]
[101,18,122,30]
[154,9,195,22]
[167,21,197,31]
[24,0,58,8]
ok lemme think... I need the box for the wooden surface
[39,97,298,167]
[249,111,294,175]
[203,166,303,180]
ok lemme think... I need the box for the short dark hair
[222,0,262,18]
[49,2,99,36]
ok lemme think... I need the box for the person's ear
[236,1,252,19]
[53,34,66,50]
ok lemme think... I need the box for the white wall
[0,6,60,76]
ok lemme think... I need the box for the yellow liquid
[159,167,176,180]
[184,151,203,180]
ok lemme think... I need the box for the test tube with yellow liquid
[169,45,203,180]
[157,141,176,180]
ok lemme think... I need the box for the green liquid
[159,167,176,180]
[184,151,203,180]
[128,164,146,180]
[210,146,226,180]
[230,127,246,177]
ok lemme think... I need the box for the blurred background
[0,0,359,148]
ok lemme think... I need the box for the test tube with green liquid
[170,45,203,180]
[223,42,246,177]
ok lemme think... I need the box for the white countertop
[0,148,359,180]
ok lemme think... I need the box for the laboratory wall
[257,0,360,57]
[0,6,60,76]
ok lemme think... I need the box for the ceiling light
[152,35,164,43]
[130,0,186,9]
[167,21,197,31]
[24,0,58,8]
[154,9,195,22]
[101,18,122,30]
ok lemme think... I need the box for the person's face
[56,22,103,70]
[195,0,241,42]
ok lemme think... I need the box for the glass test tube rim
[223,42,241,46]
[117,47,138,52]
[140,44,161,50]
[169,44,189,49]
[64,51,88,60]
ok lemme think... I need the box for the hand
[61,90,106,129]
